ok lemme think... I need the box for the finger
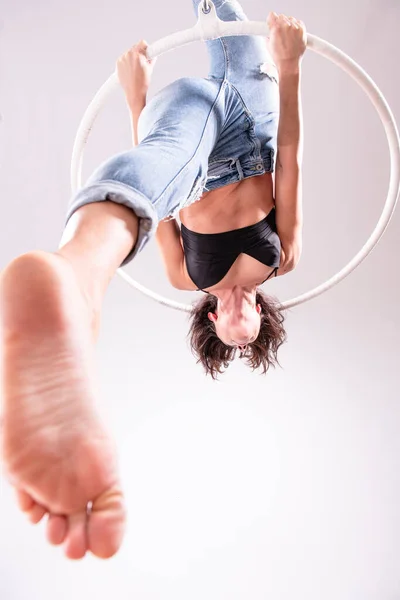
[281,15,293,26]
[288,16,300,29]
[137,40,151,58]
[47,514,68,546]
[137,39,148,51]
[298,19,307,32]
[64,511,88,560]
[267,11,278,26]
[88,486,126,560]
[136,40,154,63]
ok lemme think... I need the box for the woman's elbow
[168,274,185,290]
[290,255,301,272]
[282,246,302,273]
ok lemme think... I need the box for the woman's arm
[128,97,146,146]
[116,40,156,146]
[267,12,307,273]
[156,220,196,290]
[274,65,303,273]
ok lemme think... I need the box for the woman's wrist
[277,59,302,77]
[127,92,147,112]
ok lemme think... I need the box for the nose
[234,340,251,348]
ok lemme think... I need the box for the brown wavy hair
[188,290,287,379]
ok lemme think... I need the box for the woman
[0,1,306,559]
[114,1,305,378]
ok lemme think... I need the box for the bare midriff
[179,172,277,291]
[179,172,275,232]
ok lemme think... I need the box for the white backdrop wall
[0,0,399,598]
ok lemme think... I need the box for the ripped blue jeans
[65,0,279,265]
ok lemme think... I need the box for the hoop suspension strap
[202,0,212,14]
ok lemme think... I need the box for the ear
[208,312,218,323]
[256,304,262,315]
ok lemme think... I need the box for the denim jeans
[66,0,279,265]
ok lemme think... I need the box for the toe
[16,489,47,524]
[16,489,35,512]
[64,512,88,560]
[47,514,68,546]
[88,486,126,559]
[28,502,48,524]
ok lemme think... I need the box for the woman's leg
[192,0,271,83]
[0,77,224,559]
[67,76,224,264]
[0,202,138,560]
[193,0,279,171]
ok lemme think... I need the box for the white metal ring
[71,1,400,312]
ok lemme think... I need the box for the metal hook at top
[202,0,212,14]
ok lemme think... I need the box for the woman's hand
[267,12,307,74]
[116,40,156,107]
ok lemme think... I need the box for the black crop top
[180,208,281,291]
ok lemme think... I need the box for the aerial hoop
[71,0,400,313]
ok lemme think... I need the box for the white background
[0,0,399,598]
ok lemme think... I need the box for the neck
[213,285,257,311]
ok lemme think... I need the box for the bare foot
[0,251,126,559]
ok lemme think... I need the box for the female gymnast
[0,0,306,559]
[112,1,306,378]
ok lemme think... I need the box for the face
[208,301,262,349]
